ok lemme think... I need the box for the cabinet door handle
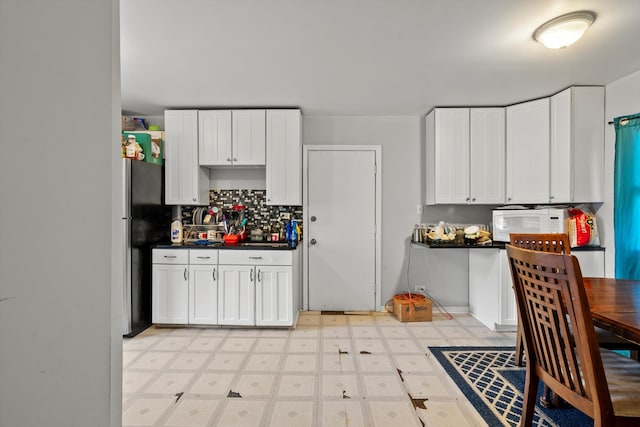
[507,197,512,201]
[249,256,263,260]
[465,197,470,201]
[164,255,177,259]
[212,268,216,282]
[227,158,231,162]
[184,268,188,281]
[233,157,237,161]
[250,269,254,282]
[257,269,262,282]
[472,197,476,202]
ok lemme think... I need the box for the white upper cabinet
[505,98,550,204]
[198,110,232,166]
[164,110,210,205]
[426,108,470,204]
[232,110,266,165]
[470,108,506,204]
[199,110,266,166]
[266,109,302,206]
[426,108,504,205]
[550,86,604,203]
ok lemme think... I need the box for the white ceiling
[120,0,640,116]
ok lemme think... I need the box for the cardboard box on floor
[393,295,432,322]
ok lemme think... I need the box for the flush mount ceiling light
[533,11,596,49]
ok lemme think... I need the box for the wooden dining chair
[510,233,640,368]
[510,233,571,367]
[506,245,640,426]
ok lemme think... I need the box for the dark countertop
[411,241,605,251]
[156,241,298,250]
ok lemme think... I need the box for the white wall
[303,116,422,304]
[602,69,640,277]
[0,1,120,426]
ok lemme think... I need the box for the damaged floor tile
[123,312,512,426]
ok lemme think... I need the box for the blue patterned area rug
[429,346,593,427]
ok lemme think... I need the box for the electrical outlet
[416,204,423,215]
[280,212,291,220]
[415,286,426,293]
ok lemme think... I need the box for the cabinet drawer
[189,249,219,264]
[152,249,188,264]
[219,250,292,266]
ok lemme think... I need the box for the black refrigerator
[122,159,172,337]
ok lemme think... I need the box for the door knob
[310,216,317,222]
[310,238,317,245]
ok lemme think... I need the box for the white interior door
[306,148,378,311]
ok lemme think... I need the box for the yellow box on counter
[393,294,432,322]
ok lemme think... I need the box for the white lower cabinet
[152,249,189,324]
[469,248,604,331]
[218,265,256,326]
[573,250,605,277]
[256,266,293,326]
[152,249,218,325]
[153,248,300,327]
[218,249,297,326]
[468,249,516,331]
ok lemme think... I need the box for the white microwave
[492,208,568,242]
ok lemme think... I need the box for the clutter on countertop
[412,221,492,246]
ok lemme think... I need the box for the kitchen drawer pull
[197,256,210,259]
[250,269,254,282]
[164,255,177,259]
[249,256,263,260]
[184,268,188,281]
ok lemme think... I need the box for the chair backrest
[505,245,614,422]
[509,233,571,254]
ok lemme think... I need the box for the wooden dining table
[584,277,640,346]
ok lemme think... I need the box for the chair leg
[539,385,553,408]
[520,366,539,427]
[515,325,525,367]
[539,384,563,408]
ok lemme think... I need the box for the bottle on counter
[171,218,183,244]
[413,224,422,243]
[285,221,292,242]
[289,220,298,248]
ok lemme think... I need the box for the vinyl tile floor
[123,312,516,427]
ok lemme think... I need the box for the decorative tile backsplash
[180,189,303,237]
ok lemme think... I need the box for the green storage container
[122,131,163,166]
